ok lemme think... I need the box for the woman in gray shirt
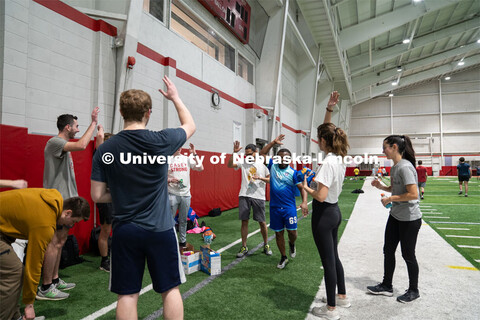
[367,135,422,303]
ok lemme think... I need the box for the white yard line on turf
[81,285,153,320]
[217,201,312,254]
[458,245,480,249]
[446,235,480,239]
[83,201,313,319]
[424,216,450,219]
[437,228,470,230]
[421,203,480,206]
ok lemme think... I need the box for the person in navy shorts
[91,76,195,319]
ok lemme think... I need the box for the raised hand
[273,134,285,146]
[327,91,340,109]
[233,141,242,153]
[158,75,179,101]
[189,143,196,154]
[91,107,100,123]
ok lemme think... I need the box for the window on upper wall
[143,0,165,23]
[238,54,253,84]
[171,0,235,72]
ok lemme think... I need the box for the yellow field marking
[447,265,478,271]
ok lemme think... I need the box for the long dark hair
[384,135,416,167]
[317,123,349,157]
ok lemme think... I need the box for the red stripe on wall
[282,123,306,135]
[33,0,117,36]
[136,43,274,118]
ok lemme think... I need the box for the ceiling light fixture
[389,93,394,97]
[444,76,451,80]
[477,39,480,44]
[397,66,402,72]
[457,61,465,66]
[392,82,398,86]
[403,39,411,44]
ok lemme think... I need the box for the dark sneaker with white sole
[277,256,288,269]
[367,283,393,296]
[397,289,420,303]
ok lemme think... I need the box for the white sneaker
[277,256,288,269]
[312,305,340,320]
[320,295,351,308]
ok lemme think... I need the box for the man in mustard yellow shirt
[0,188,90,320]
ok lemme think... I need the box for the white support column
[112,0,144,133]
[390,96,394,135]
[269,0,289,142]
[438,79,444,163]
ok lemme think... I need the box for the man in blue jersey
[90,76,195,319]
[457,157,472,197]
[260,134,309,269]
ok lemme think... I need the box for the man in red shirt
[416,160,428,200]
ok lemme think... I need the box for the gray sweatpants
[169,194,191,244]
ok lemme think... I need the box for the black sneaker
[179,242,187,248]
[465,194,468,197]
[100,258,110,272]
[367,283,393,296]
[277,256,288,269]
[458,191,463,195]
[397,289,420,303]
[289,242,296,258]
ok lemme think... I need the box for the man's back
[91,128,186,232]
[416,166,427,183]
[457,162,470,176]
[44,136,78,198]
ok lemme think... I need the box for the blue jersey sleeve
[267,158,273,171]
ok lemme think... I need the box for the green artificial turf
[31,178,360,319]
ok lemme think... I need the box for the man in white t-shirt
[228,141,272,258]
[168,143,204,248]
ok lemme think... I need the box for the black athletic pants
[312,200,346,307]
[383,215,421,291]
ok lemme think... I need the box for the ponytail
[384,135,416,167]
[317,123,350,157]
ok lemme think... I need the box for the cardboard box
[200,245,221,276]
[181,250,200,275]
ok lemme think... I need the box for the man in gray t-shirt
[37,108,99,301]
[390,159,422,221]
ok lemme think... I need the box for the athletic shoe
[320,295,351,308]
[179,242,187,248]
[263,244,272,256]
[36,284,69,301]
[236,246,248,258]
[311,305,340,320]
[397,289,420,303]
[100,258,110,272]
[458,191,463,195]
[277,256,288,269]
[55,278,75,291]
[289,242,296,258]
[367,283,393,296]
[420,196,424,200]
[465,194,468,197]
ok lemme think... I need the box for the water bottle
[381,193,392,209]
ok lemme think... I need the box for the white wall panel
[351,97,389,117]
[393,95,439,115]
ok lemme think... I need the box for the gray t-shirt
[390,159,422,221]
[43,136,78,199]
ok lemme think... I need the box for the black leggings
[383,215,421,290]
[312,200,346,307]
